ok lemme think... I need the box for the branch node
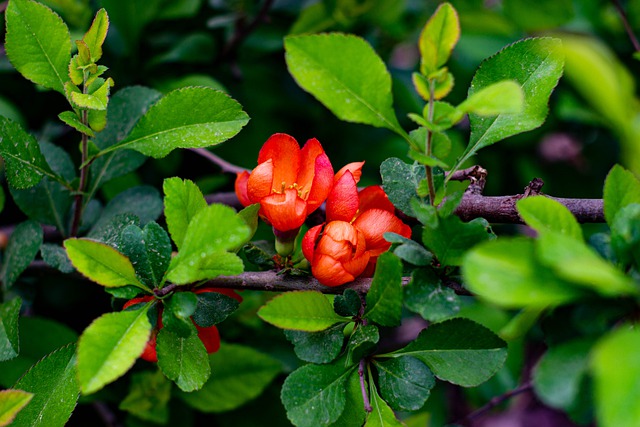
[523,178,544,198]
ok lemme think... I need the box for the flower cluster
[236,133,411,287]
[123,288,242,363]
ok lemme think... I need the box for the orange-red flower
[302,164,411,286]
[235,133,334,233]
[123,288,242,363]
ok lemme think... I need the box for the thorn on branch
[522,177,544,197]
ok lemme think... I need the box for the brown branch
[611,0,640,52]
[456,381,533,426]
[189,148,248,175]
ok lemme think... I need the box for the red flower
[123,288,242,363]
[302,164,411,286]
[235,133,334,233]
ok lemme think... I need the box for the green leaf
[456,80,524,117]
[11,345,78,427]
[380,157,426,215]
[0,298,21,362]
[281,360,355,427]
[364,253,403,327]
[419,2,459,74]
[285,33,403,135]
[70,78,113,110]
[422,216,493,266]
[119,222,172,288]
[163,177,208,250]
[77,305,152,394]
[533,339,592,412]
[365,379,404,427]
[0,117,57,189]
[517,196,583,239]
[89,185,163,233]
[161,292,198,337]
[0,317,78,388]
[179,343,282,412]
[452,38,564,172]
[603,165,640,225]
[333,288,361,317]
[83,8,109,62]
[463,237,584,308]
[87,214,139,249]
[259,291,349,332]
[237,203,261,247]
[58,111,95,136]
[156,326,210,392]
[102,87,249,158]
[328,368,366,427]
[347,324,379,365]
[391,318,507,387]
[592,326,640,427]
[284,324,346,364]
[192,291,240,328]
[119,370,171,425]
[375,356,435,412]
[5,0,71,94]
[404,268,460,322]
[1,221,42,288]
[166,204,249,284]
[392,238,433,266]
[536,232,638,296]
[64,238,146,289]
[88,87,163,198]
[0,390,33,427]
[610,204,640,267]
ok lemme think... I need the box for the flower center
[273,181,310,199]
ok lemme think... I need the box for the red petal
[335,161,365,184]
[326,170,359,222]
[358,186,395,214]
[342,251,370,278]
[234,171,252,207]
[306,152,334,214]
[302,224,323,262]
[354,209,411,256]
[247,159,274,203]
[196,324,221,354]
[312,254,355,287]
[261,188,308,232]
[257,133,300,189]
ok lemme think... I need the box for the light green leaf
[77,306,152,394]
[0,389,33,427]
[119,370,171,425]
[536,232,638,296]
[285,33,403,135]
[0,298,21,362]
[12,344,78,427]
[163,177,208,250]
[404,268,460,322]
[1,221,43,289]
[463,237,584,308]
[517,196,583,239]
[281,360,354,427]
[64,238,146,289]
[5,0,71,94]
[58,111,95,137]
[179,343,282,412]
[603,164,640,225]
[83,8,109,62]
[364,253,403,327]
[0,117,58,189]
[390,318,507,387]
[592,326,640,427]
[156,326,210,392]
[452,37,564,173]
[258,291,349,332]
[418,2,460,74]
[102,87,249,158]
[365,379,404,427]
[456,80,524,117]
[375,356,435,412]
[70,78,113,110]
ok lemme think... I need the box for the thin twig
[92,401,123,427]
[456,381,533,425]
[189,148,248,175]
[359,359,372,412]
[611,0,640,52]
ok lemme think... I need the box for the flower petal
[258,133,300,188]
[302,224,323,262]
[358,186,395,214]
[247,159,274,203]
[312,254,356,287]
[335,161,365,184]
[306,152,334,214]
[354,209,412,256]
[261,188,307,232]
[326,170,359,222]
[342,251,370,278]
[235,171,252,207]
